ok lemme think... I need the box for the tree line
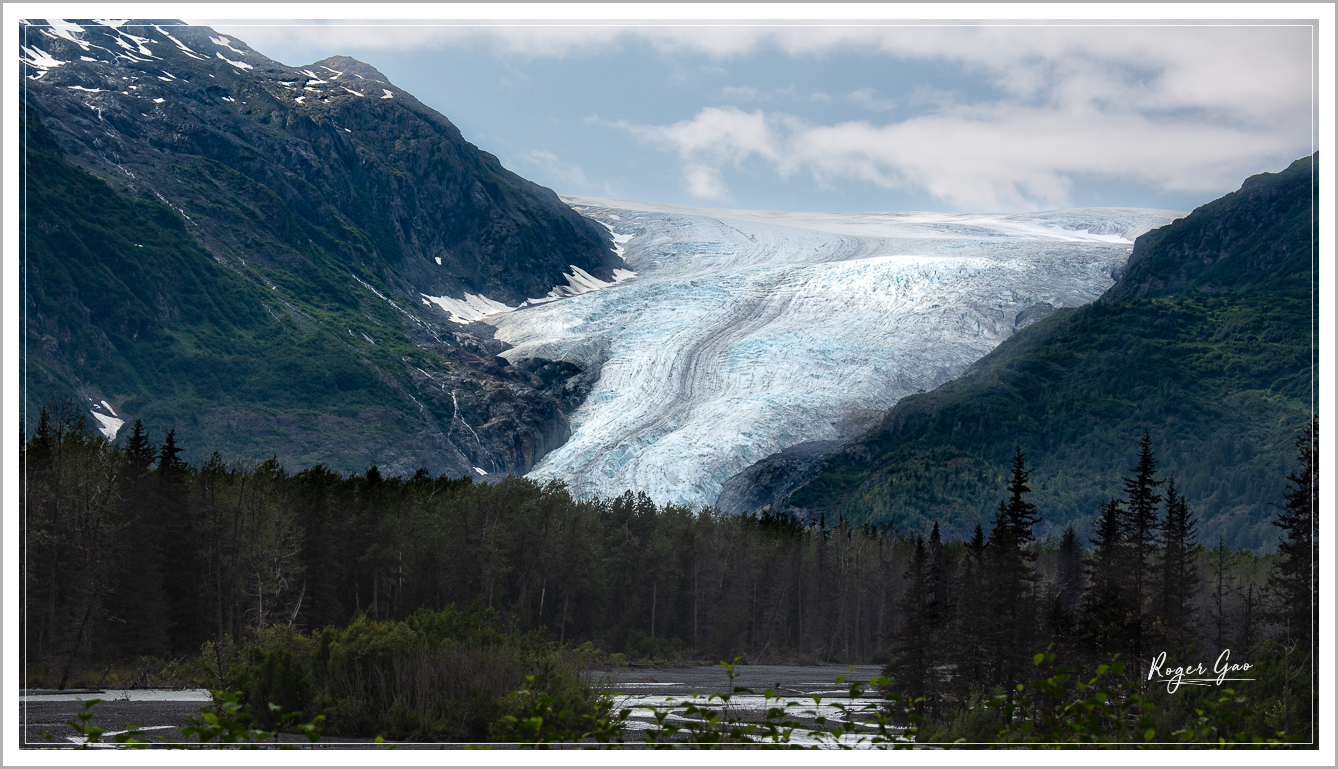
[24,399,913,678]
[883,423,1316,740]
[21,400,1316,742]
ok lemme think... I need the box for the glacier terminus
[464,198,1183,509]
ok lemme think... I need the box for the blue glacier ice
[479,197,1183,508]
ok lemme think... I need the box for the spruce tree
[1156,475,1199,647]
[1082,498,1132,660]
[886,535,935,714]
[1272,416,1317,646]
[1121,430,1162,665]
[948,524,989,698]
[1056,524,1083,615]
[1207,537,1234,653]
[929,521,954,618]
[155,429,201,652]
[983,447,1041,691]
[101,420,171,658]
[122,420,155,482]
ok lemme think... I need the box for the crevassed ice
[483,197,1182,508]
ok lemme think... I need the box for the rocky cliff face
[1102,153,1315,303]
[20,19,625,478]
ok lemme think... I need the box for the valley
[481,199,1180,506]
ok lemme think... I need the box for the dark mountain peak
[1101,152,1316,303]
[309,55,391,85]
[20,17,622,305]
[21,20,623,479]
[1240,153,1315,190]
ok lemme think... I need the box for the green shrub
[226,604,605,741]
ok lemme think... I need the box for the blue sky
[196,12,1318,213]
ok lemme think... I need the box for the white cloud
[614,100,1304,210]
[616,107,781,166]
[592,24,1312,210]
[193,20,628,61]
[682,164,733,202]
[196,21,1310,130]
[192,19,1314,210]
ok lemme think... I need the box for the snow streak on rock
[484,198,1180,508]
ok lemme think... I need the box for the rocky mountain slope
[774,154,1317,551]
[20,19,625,477]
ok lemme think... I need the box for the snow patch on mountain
[526,265,637,305]
[209,36,247,57]
[421,293,516,324]
[90,412,124,439]
[215,52,252,70]
[84,397,123,440]
[21,44,67,74]
[482,198,1182,507]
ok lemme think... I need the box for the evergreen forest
[20,399,1318,744]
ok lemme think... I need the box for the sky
[77,9,1322,213]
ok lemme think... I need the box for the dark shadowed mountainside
[770,154,1316,551]
[20,19,626,477]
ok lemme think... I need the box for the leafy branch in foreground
[498,659,926,749]
[994,651,1289,748]
[48,691,325,749]
[54,652,1297,749]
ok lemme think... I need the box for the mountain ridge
[20,19,625,477]
[763,154,1317,551]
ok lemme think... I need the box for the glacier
[481,197,1182,509]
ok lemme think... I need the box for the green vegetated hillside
[785,154,1317,552]
[19,20,620,476]
[22,111,449,472]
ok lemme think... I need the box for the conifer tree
[1056,524,1083,614]
[101,420,171,658]
[1156,474,1200,646]
[1272,416,1317,646]
[929,521,954,618]
[1237,581,1260,652]
[886,535,935,714]
[1120,430,1162,665]
[1207,537,1234,653]
[1082,498,1131,660]
[947,524,989,697]
[122,420,155,482]
[983,447,1041,691]
[155,429,201,652]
